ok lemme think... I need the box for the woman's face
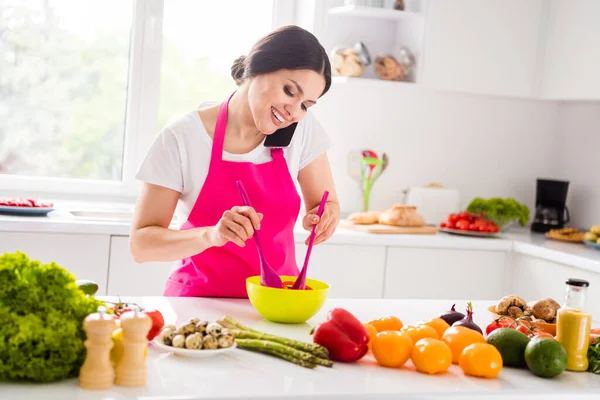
[246,69,326,135]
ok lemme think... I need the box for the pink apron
[163,94,301,298]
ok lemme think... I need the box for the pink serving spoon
[236,180,283,289]
[292,190,329,290]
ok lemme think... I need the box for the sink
[65,208,181,226]
[69,210,135,220]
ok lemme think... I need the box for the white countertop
[2,297,599,400]
[1,211,599,274]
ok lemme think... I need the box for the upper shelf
[327,5,422,21]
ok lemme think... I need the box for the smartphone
[264,123,297,148]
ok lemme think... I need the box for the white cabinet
[0,232,110,295]
[295,242,386,298]
[421,0,543,98]
[107,236,173,296]
[510,253,600,318]
[383,247,507,300]
[540,0,600,100]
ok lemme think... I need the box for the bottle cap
[566,278,590,287]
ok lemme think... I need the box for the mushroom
[507,306,524,318]
[495,295,528,315]
[202,334,218,349]
[177,320,197,336]
[217,329,235,348]
[185,332,203,350]
[206,322,222,337]
[172,334,186,348]
[195,321,209,335]
[529,298,560,322]
[160,328,177,346]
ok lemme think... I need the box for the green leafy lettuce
[0,251,105,382]
[467,197,530,228]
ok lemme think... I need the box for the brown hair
[231,25,332,97]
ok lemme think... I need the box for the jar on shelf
[374,47,415,81]
[330,41,372,78]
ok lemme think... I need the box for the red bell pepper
[312,308,370,362]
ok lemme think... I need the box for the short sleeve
[298,113,333,170]
[135,128,183,193]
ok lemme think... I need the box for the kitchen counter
[2,297,599,400]
[1,212,599,274]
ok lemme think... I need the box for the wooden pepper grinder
[79,305,117,390]
[114,306,152,387]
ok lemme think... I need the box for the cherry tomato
[446,221,456,229]
[516,325,531,335]
[488,225,499,233]
[440,222,447,228]
[485,321,502,335]
[532,331,554,339]
[145,309,165,341]
[448,214,459,224]
[455,220,470,230]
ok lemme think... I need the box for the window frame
[0,0,297,202]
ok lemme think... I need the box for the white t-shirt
[135,102,332,218]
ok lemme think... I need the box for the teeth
[272,107,285,123]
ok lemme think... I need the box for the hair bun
[231,55,246,85]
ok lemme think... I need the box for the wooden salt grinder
[114,307,152,387]
[79,305,117,390]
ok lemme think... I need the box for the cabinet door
[384,247,507,300]
[422,0,543,98]
[541,0,600,99]
[294,243,386,298]
[511,254,600,319]
[0,232,110,295]
[107,236,174,296]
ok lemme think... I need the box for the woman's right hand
[209,206,263,247]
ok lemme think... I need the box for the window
[0,0,133,181]
[158,0,276,130]
[0,0,295,199]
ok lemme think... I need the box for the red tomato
[448,214,459,224]
[479,225,489,232]
[488,225,499,233]
[516,325,531,335]
[486,321,502,335]
[145,309,165,341]
[455,220,470,230]
[468,223,477,231]
[440,222,447,228]
[446,221,456,229]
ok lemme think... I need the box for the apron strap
[211,92,235,162]
[270,148,284,160]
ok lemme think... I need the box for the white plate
[151,337,237,358]
[584,240,600,250]
[439,227,501,238]
[0,205,54,216]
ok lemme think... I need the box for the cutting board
[338,219,438,234]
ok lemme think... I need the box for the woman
[130,25,340,298]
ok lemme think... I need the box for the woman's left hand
[302,203,338,245]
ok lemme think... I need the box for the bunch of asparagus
[217,315,332,369]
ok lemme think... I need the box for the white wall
[311,81,559,215]
[550,102,600,228]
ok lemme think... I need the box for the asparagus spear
[253,348,316,369]
[218,315,330,359]
[235,339,332,367]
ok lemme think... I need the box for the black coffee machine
[531,178,570,233]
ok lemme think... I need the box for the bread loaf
[378,205,425,227]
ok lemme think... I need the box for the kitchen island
[2,297,599,400]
